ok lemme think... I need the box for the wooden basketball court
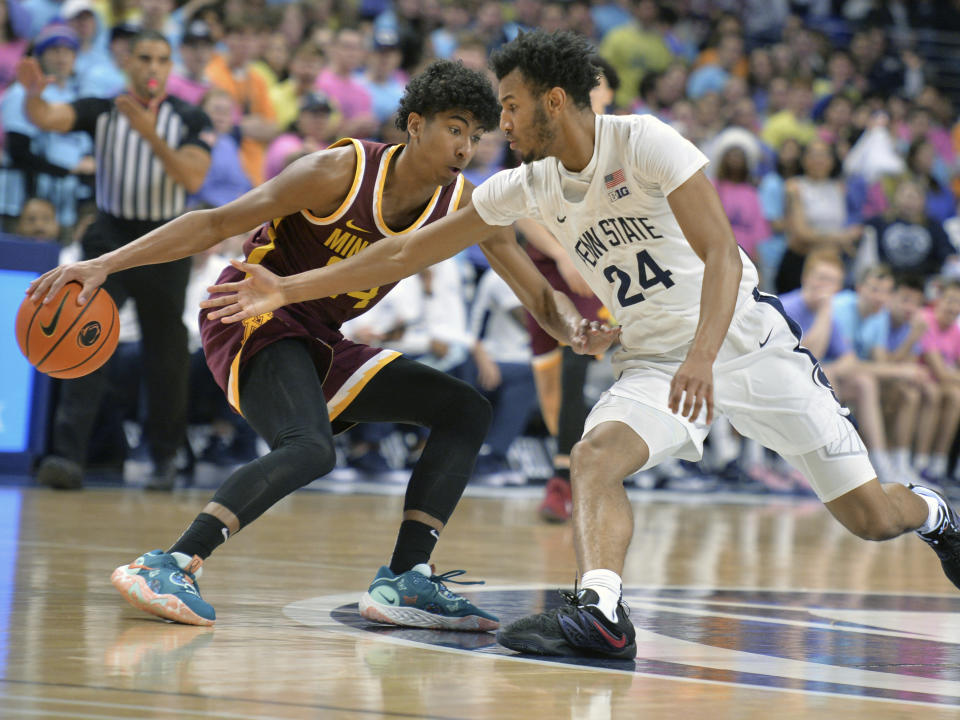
[2,484,959,719]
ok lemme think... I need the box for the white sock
[581,569,622,623]
[912,488,943,534]
[892,448,910,472]
[930,454,948,478]
[914,453,930,472]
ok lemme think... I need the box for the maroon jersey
[201,138,466,413]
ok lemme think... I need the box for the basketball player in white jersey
[195,31,960,660]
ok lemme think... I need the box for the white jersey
[472,113,759,371]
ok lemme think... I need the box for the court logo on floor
[286,586,960,707]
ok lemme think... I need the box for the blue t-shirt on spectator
[872,310,921,356]
[779,288,852,362]
[831,289,886,360]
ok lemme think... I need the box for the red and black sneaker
[538,476,572,522]
[496,588,636,660]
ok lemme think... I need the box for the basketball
[15,281,120,379]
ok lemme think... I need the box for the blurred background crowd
[6,0,960,495]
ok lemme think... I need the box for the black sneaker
[911,484,960,590]
[36,455,83,490]
[496,588,636,659]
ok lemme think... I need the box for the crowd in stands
[5,0,960,492]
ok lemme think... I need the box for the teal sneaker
[110,550,215,626]
[358,564,499,632]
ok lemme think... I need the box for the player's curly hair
[490,31,599,109]
[395,60,501,132]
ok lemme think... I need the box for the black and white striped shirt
[70,94,212,222]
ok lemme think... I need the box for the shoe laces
[559,576,631,620]
[429,569,484,587]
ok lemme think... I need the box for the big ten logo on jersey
[321,226,379,309]
[604,168,630,203]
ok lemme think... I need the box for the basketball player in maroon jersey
[31,60,615,629]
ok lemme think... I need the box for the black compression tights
[210,339,492,529]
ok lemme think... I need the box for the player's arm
[17,57,76,132]
[205,203,498,322]
[479,225,617,355]
[668,169,743,423]
[29,147,358,304]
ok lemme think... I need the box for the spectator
[780,250,898,483]
[77,21,135,97]
[252,30,290,97]
[14,196,59,240]
[468,270,538,482]
[1,22,95,228]
[906,138,956,225]
[264,91,338,180]
[777,138,862,293]
[713,143,770,264]
[62,0,109,79]
[599,0,672,110]
[359,28,407,127]
[190,88,252,208]
[271,41,325,131]
[762,76,817,150]
[917,279,960,482]
[205,15,278,185]
[857,178,956,279]
[833,265,926,484]
[872,274,942,483]
[166,20,214,106]
[0,0,28,93]
[589,56,619,115]
[316,27,377,139]
[429,1,470,59]
[503,0,542,41]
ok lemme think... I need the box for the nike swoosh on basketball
[345,219,369,233]
[759,328,773,348]
[40,293,69,336]
[590,618,628,648]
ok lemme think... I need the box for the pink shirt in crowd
[919,306,960,367]
[315,69,372,120]
[166,74,210,106]
[713,180,770,260]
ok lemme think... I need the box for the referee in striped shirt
[17,30,213,490]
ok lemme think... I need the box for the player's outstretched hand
[669,354,714,424]
[571,318,620,355]
[201,260,286,323]
[28,259,108,306]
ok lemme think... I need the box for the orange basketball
[15,281,120,379]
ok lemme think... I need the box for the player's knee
[288,433,337,481]
[569,437,606,481]
[444,382,493,437]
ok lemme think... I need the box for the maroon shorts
[200,285,398,419]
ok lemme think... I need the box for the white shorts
[583,290,876,502]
